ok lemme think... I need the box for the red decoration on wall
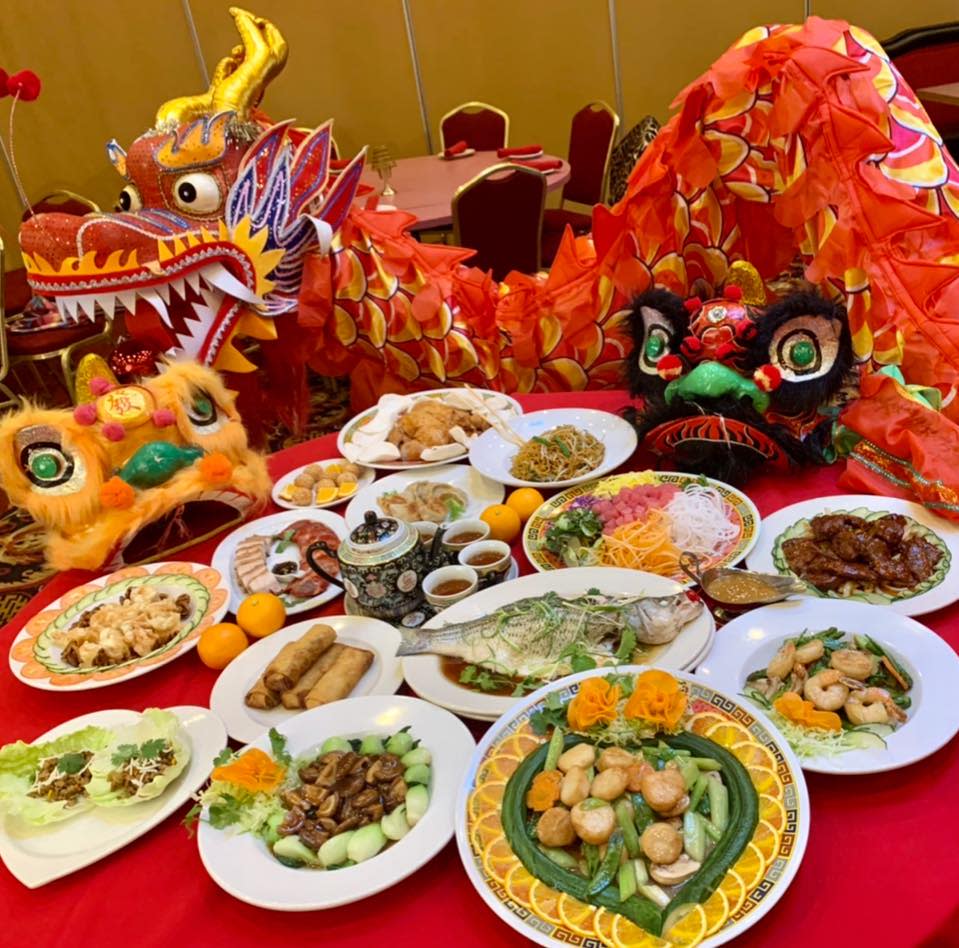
[7,70,41,102]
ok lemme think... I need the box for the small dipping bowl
[442,519,490,554]
[412,520,439,547]
[459,539,511,580]
[423,565,479,608]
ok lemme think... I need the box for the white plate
[402,566,714,720]
[438,147,477,159]
[210,509,347,615]
[746,494,959,616]
[8,562,229,692]
[271,457,375,510]
[337,388,523,471]
[695,598,959,774]
[0,706,226,887]
[209,616,405,743]
[468,408,638,489]
[456,667,810,946]
[344,463,503,529]
[504,149,544,159]
[197,694,476,910]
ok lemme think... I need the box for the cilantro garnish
[558,641,597,673]
[615,626,637,664]
[56,753,88,775]
[111,738,168,767]
[530,693,568,736]
[268,728,292,767]
[208,793,245,829]
[459,664,538,697]
[212,746,233,767]
[182,801,203,837]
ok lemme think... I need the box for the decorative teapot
[307,510,443,619]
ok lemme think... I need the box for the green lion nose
[119,442,203,488]
[664,361,769,414]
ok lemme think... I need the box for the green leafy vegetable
[275,528,296,554]
[212,747,233,767]
[530,692,568,736]
[110,738,168,767]
[269,728,292,767]
[543,508,604,567]
[56,753,89,775]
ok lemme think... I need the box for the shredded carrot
[599,508,680,576]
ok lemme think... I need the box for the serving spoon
[679,551,807,607]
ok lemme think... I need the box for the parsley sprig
[111,738,168,767]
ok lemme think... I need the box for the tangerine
[505,487,545,522]
[198,622,248,669]
[480,504,522,543]
[236,593,287,638]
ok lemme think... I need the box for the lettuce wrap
[0,725,110,824]
[86,709,190,806]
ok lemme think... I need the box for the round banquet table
[1,389,957,948]
[359,151,570,230]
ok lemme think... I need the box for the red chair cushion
[563,105,617,206]
[455,169,545,280]
[441,108,507,152]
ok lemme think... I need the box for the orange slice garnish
[480,834,515,883]
[751,818,780,862]
[468,810,503,852]
[662,904,707,946]
[529,880,565,925]
[728,739,777,771]
[558,894,598,938]
[685,711,730,736]
[732,841,765,891]
[611,913,670,947]
[468,780,506,819]
[758,793,788,832]
[701,886,730,936]
[504,862,536,907]
[718,867,746,915]
[703,721,753,749]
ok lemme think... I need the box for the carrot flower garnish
[567,678,621,731]
[211,748,286,793]
[624,670,687,731]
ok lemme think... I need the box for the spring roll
[244,674,280,709]
[280,644,345,709]
[264,624,336,692]
[304,646,374,709]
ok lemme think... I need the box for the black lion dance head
[625,264,855,484]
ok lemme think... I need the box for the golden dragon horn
[154,7,288,129]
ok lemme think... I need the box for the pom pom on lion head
[0,361,270,571]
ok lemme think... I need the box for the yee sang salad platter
[524,472,759,582]
[457,667,808,946]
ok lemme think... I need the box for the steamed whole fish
[396,591,703,679]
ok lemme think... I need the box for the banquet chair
[884,21,959,158]
[439,101,509,151]
[452,163,546,281]
[541,101,620,264]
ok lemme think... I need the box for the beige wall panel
[0,0,202,268]
[616,0,804,128]
[411,0,617,160]
[812,2,959,42]
[190,0,426,162]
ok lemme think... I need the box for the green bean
[587,831,623,896]
[618,861,637,902]
[544,725,565,773]
[689,774,708,811]
[683,811,706,862]
[615,798,641,858]
[707,778,729,833]
[703,819,722,843]
[676,756,699,790]
[630,793,655,834]
[582,842,600,878]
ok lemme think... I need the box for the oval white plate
[456,667,809,947]
[402,566,714,720]
[8,562,229,692]
[0,706,226,887]
[271,457,375,511]
[746,494,959,616]
[210,615,404,743]
[468,408,638,489]
[344,463,503,529]
[211,509,347,615]
[337,388,522,471]
[197,694,476,910]
[695,598,959,774]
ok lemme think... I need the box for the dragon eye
[15,427,87,495]
[186,389,226,433]
[117,185,142,213]
[770,316,841,381]
[172,172,221,214]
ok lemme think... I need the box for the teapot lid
[348,510,409,555]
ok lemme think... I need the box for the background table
[360,151,570,230]
[917,82,959,107]
[1,389,957,947]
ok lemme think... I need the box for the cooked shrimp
[844,687,907,725]
[786,663,808,694]
[830,648,879,681]
[767,642,796,679]
[794,639,825,664]
[803,669,849,711]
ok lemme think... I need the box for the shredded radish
[664,486,738,558]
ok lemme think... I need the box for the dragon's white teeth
[118,290,138,314]
[201,263,263,305]
[54,298,71,321]
[96,293,117,319]
[153,282,171,305]
[76,295,98,320]
[139,288,168,321]
[199,287,223,312]
[185,271,202,294]
[61,297,80,319]
[169,276,187,300]
[179,300,218,358]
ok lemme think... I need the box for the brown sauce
[433,579,472,596]
[447,530,485,544]
[705,572,780,604]
[441,657,523,696]
[467,551,507,566]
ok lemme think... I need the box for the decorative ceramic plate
[468,408,638,489]
[8,563,229,691]
[745,494,959,616]
[344,462,503,529]
[198,695,476,910]
[695,598,959,774]
[456,667,809,947]
[523,472,760,582]
[209,615,405,743]
[271,457,375,511]
[402,567,715,721]
[0,706,226,887]
[210,509,348,615]
[337,388,522,471]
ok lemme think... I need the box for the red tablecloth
[1,390,957,947]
